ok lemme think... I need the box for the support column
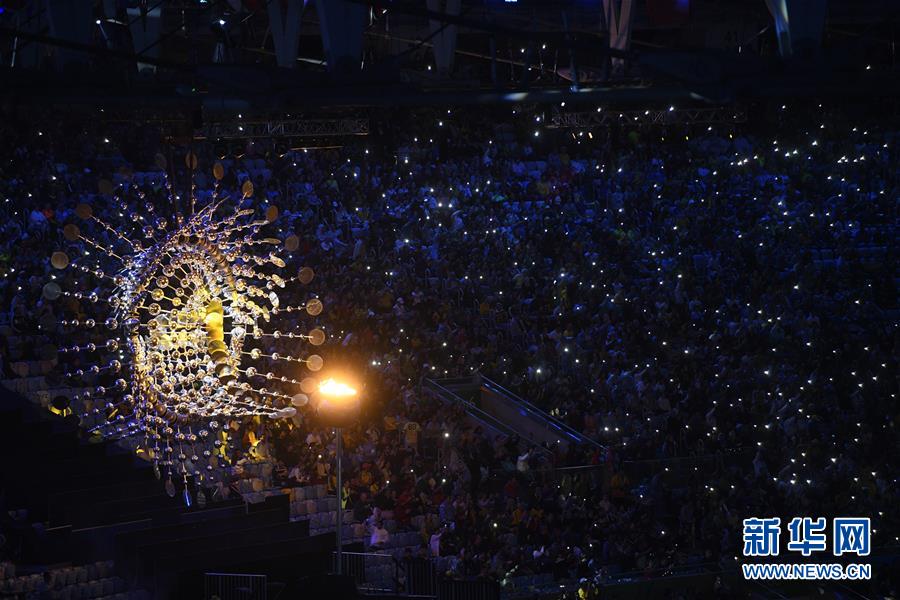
[764,0,827,59]
[10,1,45,69]
[602,0,635,75]
[126,4,162,73]
[335,426,343,574]
[268,0,303,68]
[315,0,365,74]
[426,0,460,76]
[44,0,92,69]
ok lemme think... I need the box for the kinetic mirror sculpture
[48,154,325,499]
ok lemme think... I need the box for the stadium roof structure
[0,0,897,110]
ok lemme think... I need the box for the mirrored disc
[276,407,297,419]
[300,377,318,394]
[42,282,61,300]
[51,251,69,269]
[75,204,93,219]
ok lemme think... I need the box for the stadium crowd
[0,102,897,597]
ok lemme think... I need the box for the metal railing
[331,552,500,600]
[422,378,543,451]
[480,376,605,451]
[439,578,500,600]
[204,572,267,600]
[333,551,397,594]
[332,551,439,596]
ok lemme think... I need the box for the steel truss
[549,106,748,129]
[204,118,369,139]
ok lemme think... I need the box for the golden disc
[265,205,279,223]
[307,328,325,346]
[63,224,80,241]
[284,235,299,252]
[185,152,198,170]
[306,354,323,372]
[297,266,314,285]
[300,377,318,394]
[50,251,69,270]
[213,162,225,180]
[241,180,254,197]
[75,203,93,219]
[208,340,228,360]
[305,298,323,316]
[154,153,167,170]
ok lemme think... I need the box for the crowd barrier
[204,572,267,600]
[330,552,500,600]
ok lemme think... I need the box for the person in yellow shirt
[403,421,421,455]
[511,503,527,526]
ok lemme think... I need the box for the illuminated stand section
[49,157,326,498]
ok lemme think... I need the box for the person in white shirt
[370,521,390,549]
[516,449,531,473]
[429,528,443,557]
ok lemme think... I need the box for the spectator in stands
[0,102,896,596]
[370,520,390,549]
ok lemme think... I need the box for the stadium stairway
[423,375,604,454]
[0,382,331,599]
[422,377,549,454]
[0,381,156,598]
